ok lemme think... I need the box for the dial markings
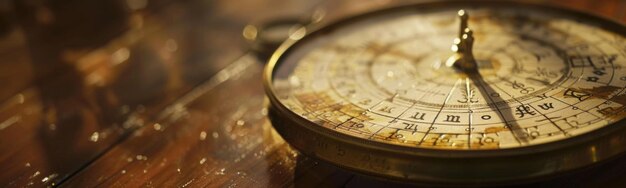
[418,79,461,145]
[494,77,570,136]
[271,7,626,150]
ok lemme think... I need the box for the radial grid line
[585,33,619,85]
[418,79,461,145]
[494,77,569,136]
[549,96,602,119]
[325,98,386,130]
[367,100,415,139]
[336,99,388,133]
[511,65,625,121]
[497,74,584,103]
[465,78,474,148]
[367,85,441,140]
[472,77,524,145]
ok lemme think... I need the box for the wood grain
[0,0,625,187]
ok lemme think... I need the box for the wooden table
[1,0,626,187]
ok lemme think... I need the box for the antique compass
[263,0,626,184]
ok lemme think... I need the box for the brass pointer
[445,10,478,73]
[445,10,530,144]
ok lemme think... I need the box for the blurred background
[0,0,625,187]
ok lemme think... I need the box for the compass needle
[265,1,626,184]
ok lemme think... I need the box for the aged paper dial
[264,1,626,183]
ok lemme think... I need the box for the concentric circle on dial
[269,4,626,150]
[264,1,626,183]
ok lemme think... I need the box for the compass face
[269,6,626,150]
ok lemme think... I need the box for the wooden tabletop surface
[1,0,626,187]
